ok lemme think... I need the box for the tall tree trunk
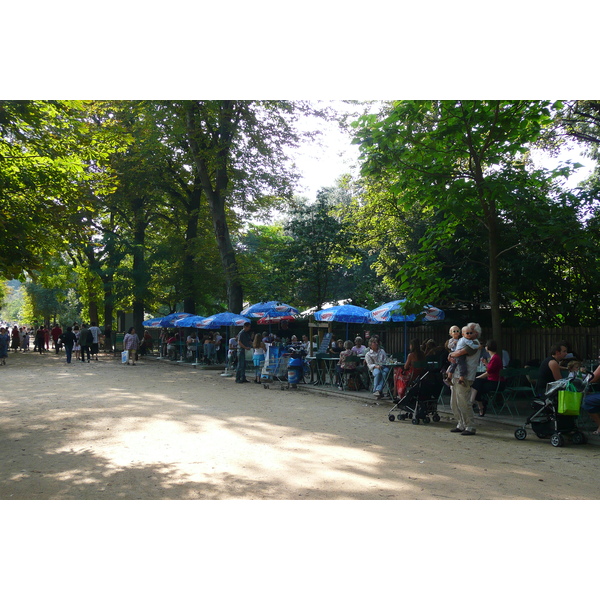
[131,196,148,334]
[181,184,202,315]
[184,102,244,314]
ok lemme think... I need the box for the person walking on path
[60,326,77,364]
[35,326,45,354]
[51,323,63,353]
[236,322,253,383]
[123,327,140,365]
[0,327,9,365]
[79,324,92,363]
[448,322,482,436]
[89,322,101,361]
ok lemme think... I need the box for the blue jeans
[236,349,247,381]
[65,345,73,363]
[372,366,390,393]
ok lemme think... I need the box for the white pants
[450,377,476,432]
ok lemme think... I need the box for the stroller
[514,376,589,447]
[388,365,444,424]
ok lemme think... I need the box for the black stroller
[514,376,589,447]
[388,366,444,424]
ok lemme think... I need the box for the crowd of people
[0,321,106,365]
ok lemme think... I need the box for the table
[312,356,339,386]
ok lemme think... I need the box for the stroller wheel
[571,431,587,445]
[388,414,396,422]
[399,413,407,420]
[432,414,441,423]
[412,418,420,425]
[514,428,527,441]
[423,417,431,424]
[550,433,564,447]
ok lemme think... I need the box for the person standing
[252,333,267,383]
[35,326,45,354]
[60,326,77,364]
[448,323,482,436]
[236,322,253,383]
[51,323,63,352]
[88,321,101,361]
[123,327,140,365]
[11,326,20,352]
[79,324,92,362]
[0,327,9,365]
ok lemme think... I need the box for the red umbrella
[257,315,297,325]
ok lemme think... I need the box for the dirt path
[1,349,599,500]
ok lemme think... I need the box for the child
[446,325,480,385]
[252,333,266,383]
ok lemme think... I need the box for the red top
[486,353,504,381]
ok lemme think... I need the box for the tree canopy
[1,99,599,334]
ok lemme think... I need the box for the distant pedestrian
[35,326,45,354]
[79,324,92,362]
[89,321,101,361]
[73,326,81,361]
[0,327,9,365]
[60,326,77,364]
[123,327,140,365]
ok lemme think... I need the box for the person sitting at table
[365,339,390,399]
[301,334,311,356]
[352,337,368,356]
[203,332,216,364]
[166,332,180,360]
[328,339,344,356]
[581,363,600,435]
[535,343,568,397]
[403,338,426,381]
[186,331,199,361]
[336,340,360,390]
[469,339,505,416]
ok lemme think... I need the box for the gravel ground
[1,349,600,500]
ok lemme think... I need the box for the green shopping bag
[557,382,582,415]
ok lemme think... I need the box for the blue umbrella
[314,304,373,323]
[142,312,194,328]
[241,301,300,319]
[314,304,374,339]
[196,312,250,329]
[369,300,445,359]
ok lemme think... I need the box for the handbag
[558,382,582,415]
[245,349,254,361]
[121,350,129,364]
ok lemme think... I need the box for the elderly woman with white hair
[448,322,483,436]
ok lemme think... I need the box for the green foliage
[352,100,598,331]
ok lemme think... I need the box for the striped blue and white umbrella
[195,312,250,329]
[173,315,208,328]
[142,312,194,328]
[241,301,300,319]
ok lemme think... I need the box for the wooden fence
[326,322,600,364]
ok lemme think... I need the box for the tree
[182,101,320,313]
[352,100,590,345]
[0,101,123,279]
